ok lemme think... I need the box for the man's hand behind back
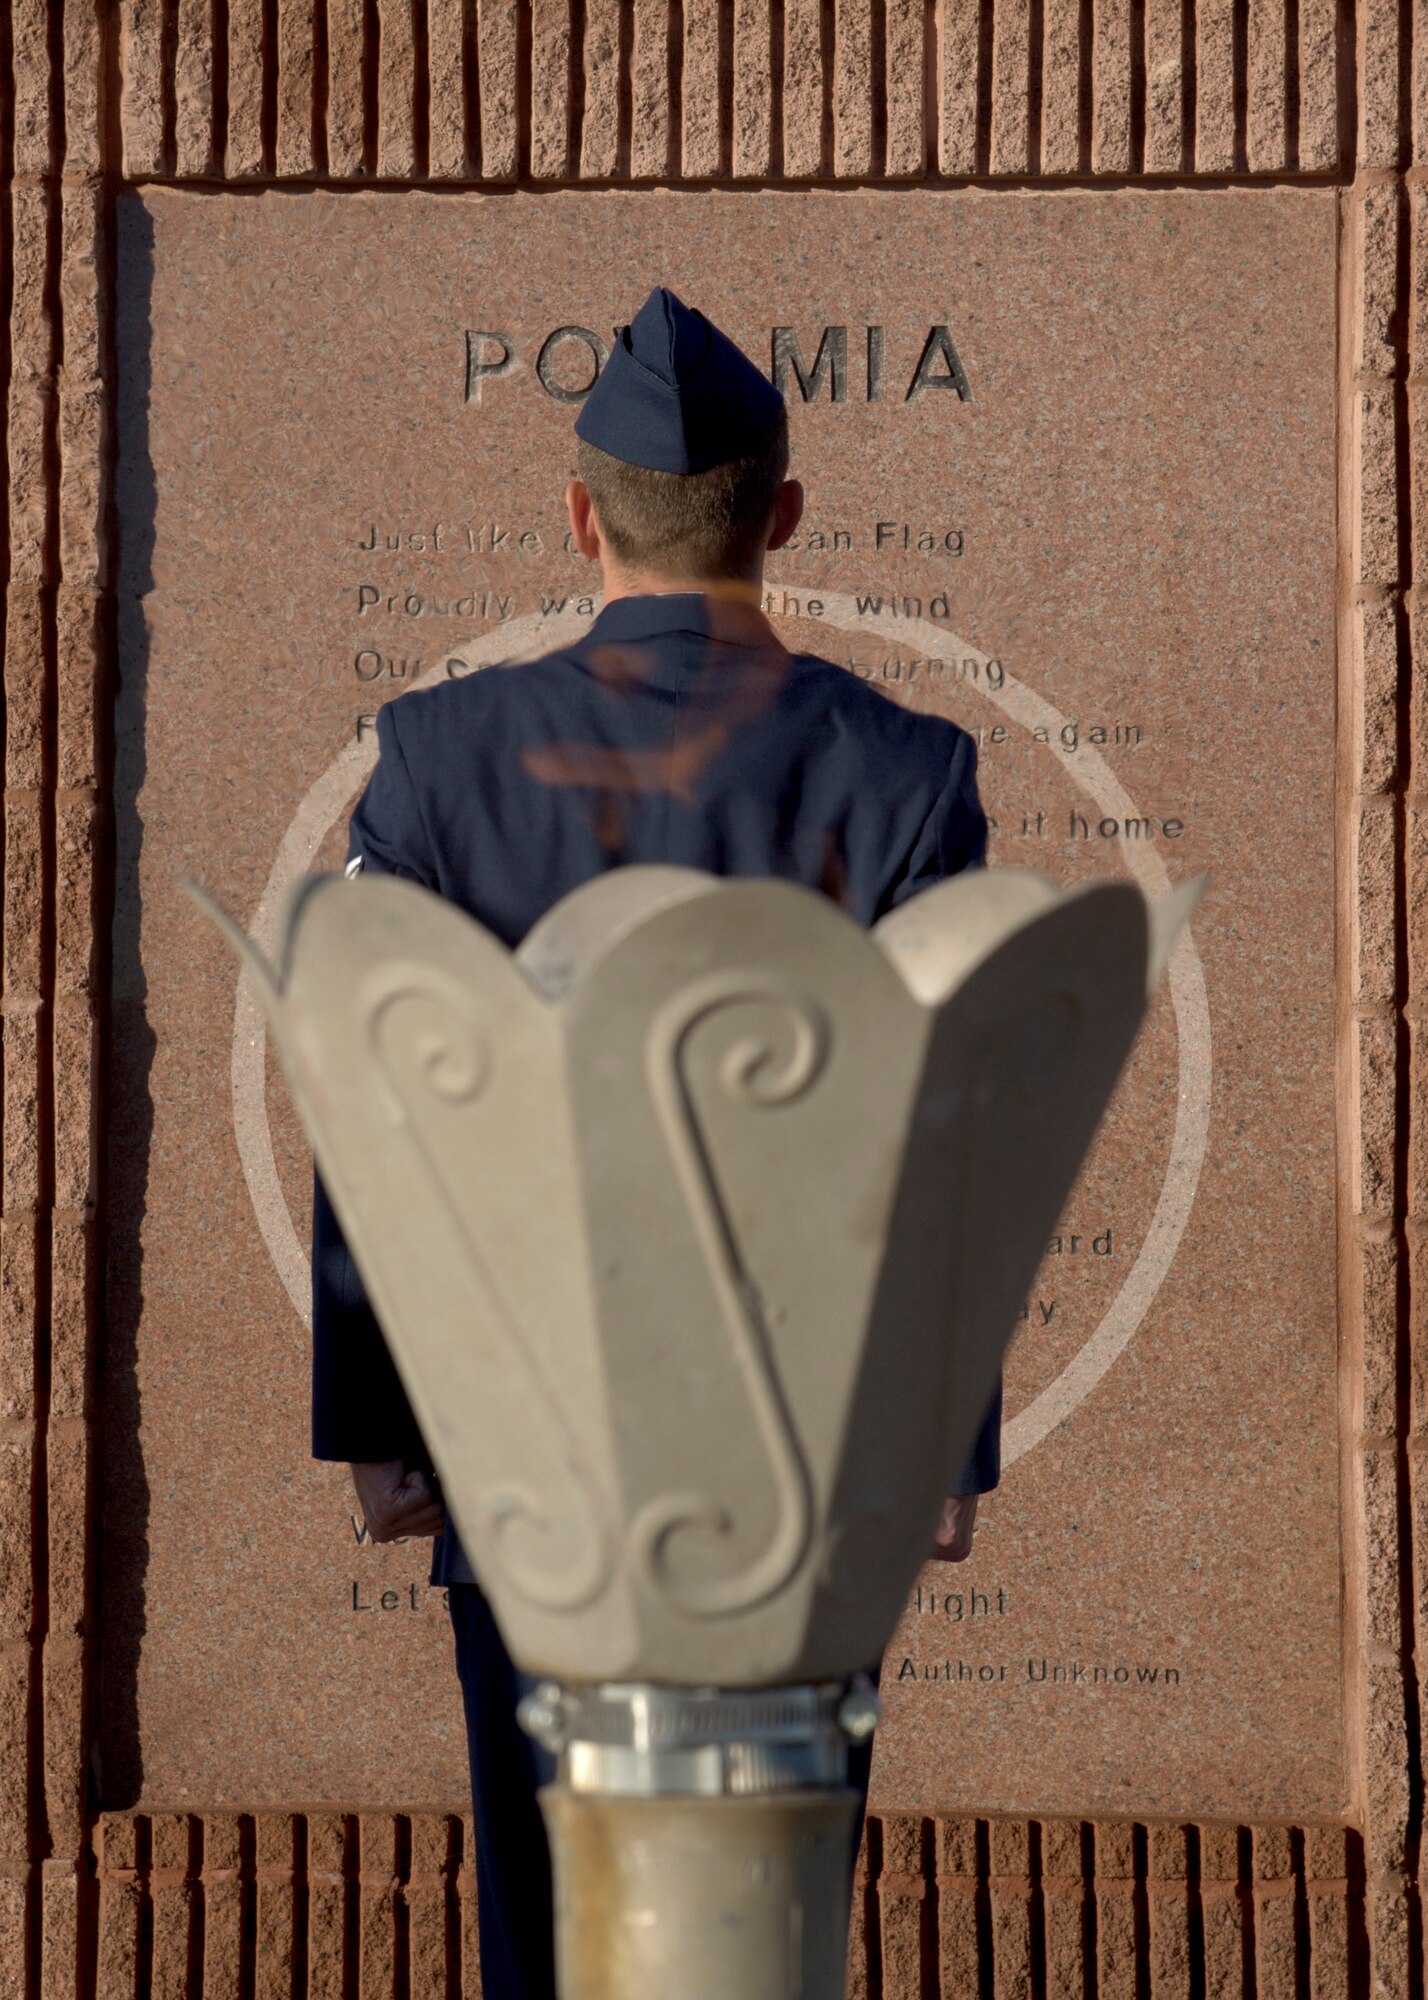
[351,1459,446,1541]
[931,1493,979,1563]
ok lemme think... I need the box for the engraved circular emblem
[230,599,1211,1468]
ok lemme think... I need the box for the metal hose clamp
[518,1675,882,1797]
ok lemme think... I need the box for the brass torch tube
[541,1788,860,2000]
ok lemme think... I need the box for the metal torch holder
[520,1677,882,2000]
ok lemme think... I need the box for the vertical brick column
[988,1819,1034,1996]
[1409,21,1428,2000]
[934,1816,981,1995]
[1349,3,1418,1978]
[226,0,267,177]
[1246,0,1288,170]
[306,1813,349,2000]
[1251,1827,1299,1997]
[1196,1824,1247,1995]
[579,0,624,178]
[883,0,926,175]
[530,0,575,180]
[327,0,369,177]
[478,0,520,179]
[876,1813,928,1999]
[377,0,419,177]
[832,0,872,177]
[1304,1825,1355,1995]
[276,0,319,178]
[118,1,164,176]
[1146,1824,1191,1998]
[405,1815,461,1996]
[988,0,1031,174]
[1195,0,1236,170]
[2,0,56,1977]
[51,106,107,2000]
[0,8,113,1990]
[783,0,828,175]
[359,1814,400,2000]
[732,0,774,178]
[428,0,476,180]
[1091,0,1132,172]
[93,1817,142,1997]
[1093,1823,1138,2000]
[201,1818,244,1995]
[255,1814,298,1999]
[1040,1820,1090,1998]
[682,0,726,176]
[1300,0,1341,170]
[630,0,672,178]
[173,0,216,177]
[459,1812,481,1997]
[147,1813,197,1994]
[1143,0,1186,171]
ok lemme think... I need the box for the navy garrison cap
[574,287,784,475]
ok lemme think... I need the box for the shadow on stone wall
[97,193,156,1808]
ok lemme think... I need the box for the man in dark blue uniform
[312,287,1000,2000]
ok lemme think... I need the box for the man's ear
[565,478,604,561]
[766,478,805,553]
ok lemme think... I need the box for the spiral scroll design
[367,974,492,1106]
[362,964,613,1611]
[631,971,828,1618]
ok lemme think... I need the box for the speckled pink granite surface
[105,187,1340,1817]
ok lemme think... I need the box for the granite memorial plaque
[106,187,1338,1819]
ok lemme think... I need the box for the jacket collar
[587,592,781,652]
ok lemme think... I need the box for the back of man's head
[575,411,790,583]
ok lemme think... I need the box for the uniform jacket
[311,593,1002,1587]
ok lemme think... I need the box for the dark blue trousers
[449,1584,559,2000]
[448,1582,875,2000]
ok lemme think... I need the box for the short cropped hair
[575,411,790,581]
